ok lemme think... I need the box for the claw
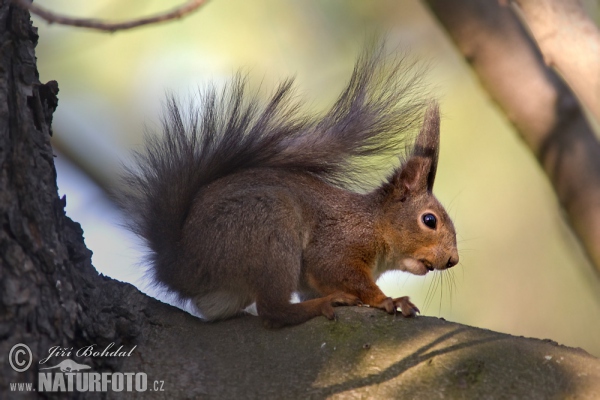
[393,296,420,318]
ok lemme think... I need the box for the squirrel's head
[375,102,458,276]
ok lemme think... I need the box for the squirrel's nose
[446,254,459,268]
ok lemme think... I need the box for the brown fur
[119,48,458,327]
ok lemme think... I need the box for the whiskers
[422,263,460,316]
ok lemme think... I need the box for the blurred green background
[33,1,600,356]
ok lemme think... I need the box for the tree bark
[0,1,144,396]
[1,2,600,399]
[425,0,600,274]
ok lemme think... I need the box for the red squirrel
[119,47,459,328]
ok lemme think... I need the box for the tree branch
[12,0,208,32]
[425,0,600,274]
[125,302,600,398]
[510,0,600,123]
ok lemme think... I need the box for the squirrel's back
[118,46,434,311]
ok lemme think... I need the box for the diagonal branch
[12,0,208,32]
[510,0,600,124]
[425,0,600,274]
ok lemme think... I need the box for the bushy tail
[118,46,430,270]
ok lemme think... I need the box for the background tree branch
[12,0,208,32]
[510,0,600,123]
[425,0,600,274]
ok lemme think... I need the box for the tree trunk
[0,1,145,396]
[1,2,599,398]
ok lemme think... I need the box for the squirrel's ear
[379,102,441,200]
[392,157,428,198]
[386,102,440,198]
[408,101,440,193]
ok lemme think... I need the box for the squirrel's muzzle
[446,253,459,269]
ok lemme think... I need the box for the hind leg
[251,227,360,328]
[257,291,361,328]
[253,254,362,328]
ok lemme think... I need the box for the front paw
[393,296,420,317]
[374,297,397,314]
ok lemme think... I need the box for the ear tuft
[410,101,440,192]
[377,102,441,201]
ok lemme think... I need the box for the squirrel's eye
[422,213,437,230]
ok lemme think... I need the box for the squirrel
[119,47,459,328]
